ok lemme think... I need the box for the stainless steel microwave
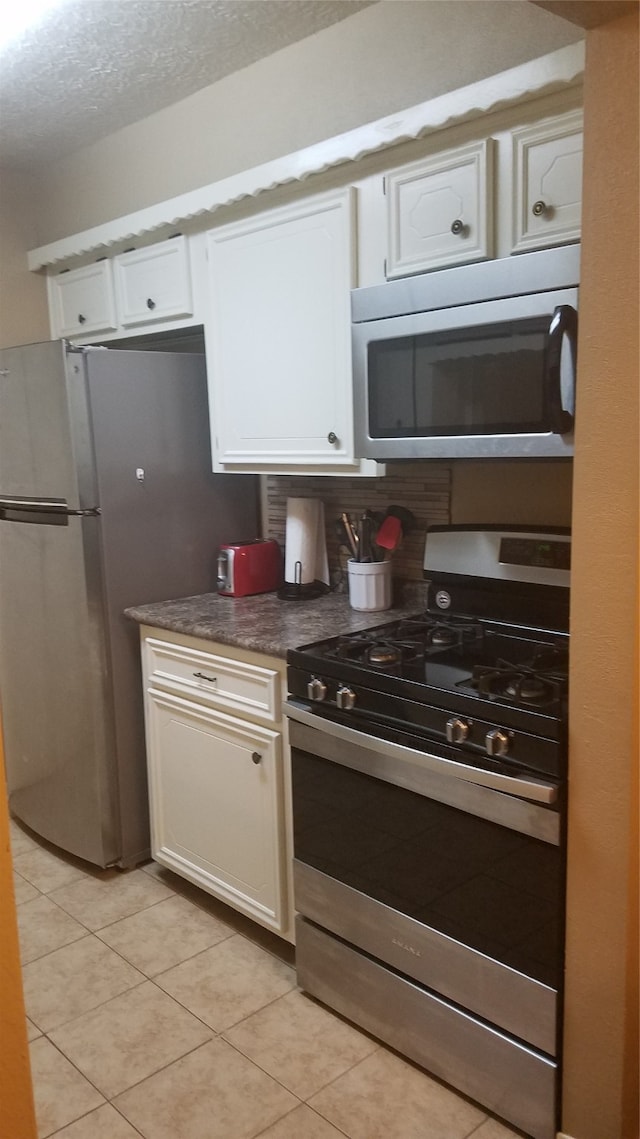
[352,246,579,460]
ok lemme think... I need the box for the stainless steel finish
[485,728,510,757]
[307,677,327,702]
[296,917,557,1139]
[351,244,580,323]
[0,495,71,514]
[286,705,560,844]
[294,860,557,1054]
[216,548,233,593]
[352,285,578,461]
[0,340,258,867]
[533,200,548,216]
[445,717,469,744]
[336,685,356,711]
[423,527,571,590]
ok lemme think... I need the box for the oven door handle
[284,699,558,806]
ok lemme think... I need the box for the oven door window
[292,748,563,988]
[367,316,551,438]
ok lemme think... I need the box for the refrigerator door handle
[0,496,100,524]
[0,495,70,513]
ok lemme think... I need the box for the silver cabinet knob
[446,717,469,744]
[307,677,327,702]
[336,686,356,711]
[77,313,86,324]
[450,219,466,236]
[146,297,156,310]
[532,200,548,217]
[327,432,338,445]
[485,728,510,758]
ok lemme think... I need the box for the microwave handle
[545,304,577,433]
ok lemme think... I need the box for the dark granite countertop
[125,584,427,659]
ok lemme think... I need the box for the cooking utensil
[385,505,416,533]
[340,512,359,558]
[357,512,373,562]
[375,513,403,552]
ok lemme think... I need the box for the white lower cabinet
[141,629,293,940]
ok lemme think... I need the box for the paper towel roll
[284,498,329,586]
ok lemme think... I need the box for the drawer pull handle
[251,752,262,765]
[193,671,217,683]
[146,297,156,310]
[532,199,548,217]
[77,313,86,324]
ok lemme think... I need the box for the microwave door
[353,288,578,460]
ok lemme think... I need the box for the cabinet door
[146,689,286,932]
[115,236,193,327]
[512,109,583,253]
[207,188,355,467]
[385,140,494,278]
[50,261,117,338]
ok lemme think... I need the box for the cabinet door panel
[512,110,583,253]
[51,261,117,338]
[115,237,193,327]
[386,140,494,277]
[147,690,285,930]
[207,189,355,466]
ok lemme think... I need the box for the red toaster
[216,539,282,598]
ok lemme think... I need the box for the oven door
[286,700,564,1139]
[352,288,578,460]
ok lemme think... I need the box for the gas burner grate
[331,634,425,669]
[461,656,567,707]
[393,616,486,650]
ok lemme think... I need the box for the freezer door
[0,512,119,866]
[0,340,97,509]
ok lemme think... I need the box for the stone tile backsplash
[264,465,451,588]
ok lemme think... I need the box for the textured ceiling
[0,0,372,170]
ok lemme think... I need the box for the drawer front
[145,637,280,722]
[52,261,117,338]
[115,236,193,327]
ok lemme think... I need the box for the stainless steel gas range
[284,526,570,1139]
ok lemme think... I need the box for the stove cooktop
[290,613,568,715]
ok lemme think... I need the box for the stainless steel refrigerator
[0,340,258,868]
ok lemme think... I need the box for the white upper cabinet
[511,108,583,254]
[385,139,494,278]
[48,234,202,341]
[114,235,193,327]
[49,260,117,339]
[206,188,359,470]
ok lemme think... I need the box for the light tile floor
[10,818,524,1139]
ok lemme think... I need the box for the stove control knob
[485,729,510,758]
[307,677,327,702]
[446,717,469,744]
[336,686,356,711]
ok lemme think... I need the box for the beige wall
[29,0,580,244]
[562,9,639,1139]
[0,169,49,348]
[451,462,573,526]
